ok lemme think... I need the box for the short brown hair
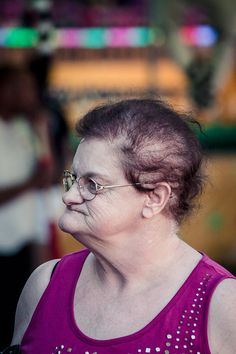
[76,98,204,223]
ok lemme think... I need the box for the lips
[66,206,87,215]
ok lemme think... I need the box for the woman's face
[59,138,145,245]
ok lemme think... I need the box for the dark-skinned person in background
[0,64,54,349]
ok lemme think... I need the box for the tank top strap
[171,253,235,354]
[51,248,90,283]
[21,248,90,352]
[198,254,235,352]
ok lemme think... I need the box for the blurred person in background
[28,53,71,258]
[186,46,215,116]
[28,54,70,184]
[0,64,54,349]
[8,99,236,354]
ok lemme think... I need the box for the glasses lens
[78,177,97,200]
[63,171,75,192]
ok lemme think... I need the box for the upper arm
[208,278,236,354]
[11,258,60,345]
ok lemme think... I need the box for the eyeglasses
[63,170,142,201]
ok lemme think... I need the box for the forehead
[73,139,123,178]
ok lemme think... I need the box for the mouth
[66,206,87,215]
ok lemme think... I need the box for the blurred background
[0,0,236,348]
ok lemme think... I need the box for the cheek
[86,199,113,227]
[84,194,121,234]
[86,194,141,234]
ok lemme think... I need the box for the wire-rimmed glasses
[63,170,142,201]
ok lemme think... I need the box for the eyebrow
[87,173,113,185]
[71,167,111,183]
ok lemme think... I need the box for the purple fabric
[21,249,235,354]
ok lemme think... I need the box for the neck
[83,217,194,293]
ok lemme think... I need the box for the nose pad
[62,183,84,205]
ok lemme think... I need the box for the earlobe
[142,183,171,219]
[142,205,155,219]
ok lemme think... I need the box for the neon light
[4,28,37,47]
[0,26,155,48]
[180,25,218,47]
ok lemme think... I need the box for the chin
[58,213,75,234]
[58,215,68,233]
[58,213,86,237]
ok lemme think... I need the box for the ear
[142,182,172,219]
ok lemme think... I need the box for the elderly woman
[9,99,236,354]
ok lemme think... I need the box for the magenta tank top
[21,249,235,354]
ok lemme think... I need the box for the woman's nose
[62,183,84,205]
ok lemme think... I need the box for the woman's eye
[88,179,97,194]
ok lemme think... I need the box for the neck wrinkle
[89,232,183,295]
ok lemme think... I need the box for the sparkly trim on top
[0,345,21,354]
[51,272,213,354]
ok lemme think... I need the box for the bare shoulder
[11,258,60,345]
[208,278,236,354]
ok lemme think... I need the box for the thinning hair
[76,98,204,223]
